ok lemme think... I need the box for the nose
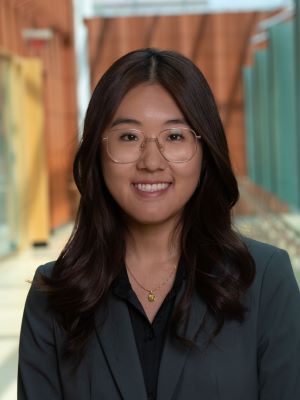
[136,137,167,171]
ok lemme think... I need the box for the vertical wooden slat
[0,0,78,235]
[86,12,263,176]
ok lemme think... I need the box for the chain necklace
[126,264,177,302]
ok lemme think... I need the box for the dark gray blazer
[18,238,300,399]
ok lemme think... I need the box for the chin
[125,209,182,227]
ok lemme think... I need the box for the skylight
[89,0,293,18]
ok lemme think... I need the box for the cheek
[102,165,123,189]
[101,160,131,201]
[101,150,120,186]
[176,153,202,189]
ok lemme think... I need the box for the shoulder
[23,261,57,319]
[240,236,299,302]
[35,260,56,279]
[242,236,287,265]
[241,236,292,278]
[20,262,59,347]
[19,262,64,381]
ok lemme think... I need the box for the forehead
[112,84,184,122]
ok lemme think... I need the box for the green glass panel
[252,54,264,186]
[266,43,278,195]
[295,0,300,207]
[258,50,272,192]
[0,56,17,256]
[268,20,299,208]
[243,66,256,182]
[252,50,273,191]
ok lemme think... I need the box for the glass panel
[0,55,17,256]
[268,20,299,208]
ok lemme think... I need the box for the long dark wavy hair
[39,48,255,358]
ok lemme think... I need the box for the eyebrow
[110,118,141,128]
[164,118,188,125]
[110,117,188,128]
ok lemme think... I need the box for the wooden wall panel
[0,0,77,230]
[86,12,271,175]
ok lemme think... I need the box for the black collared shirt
[112,261,185,400]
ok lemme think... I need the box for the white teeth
[134,183,170,192]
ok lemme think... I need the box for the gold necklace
[126,264,177,302]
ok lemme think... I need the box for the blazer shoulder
[25,261,56,314]
[241,236,288,269]
[20,262,58,344]
[35,260,56,279]
[242,235,283,258]
[25,261,55,307]
[241,236,298,292]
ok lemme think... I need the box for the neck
[125,218,181,272]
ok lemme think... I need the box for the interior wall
[85,12,271,175]
[0,0,78,230]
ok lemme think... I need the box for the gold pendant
[148,291,156,302]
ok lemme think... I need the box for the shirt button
[145,331,154,341]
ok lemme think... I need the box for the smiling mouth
[133,182,172,192]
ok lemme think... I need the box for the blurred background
[0,0,299,398]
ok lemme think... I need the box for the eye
[119,132,140,141]
[166,130,185,141]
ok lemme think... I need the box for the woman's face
[101,83,202,226]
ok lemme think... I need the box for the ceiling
[86,0,294,18]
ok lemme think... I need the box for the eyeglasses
[102,127,201,164]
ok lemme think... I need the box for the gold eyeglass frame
[102,128,202,164]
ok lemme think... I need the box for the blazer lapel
[95,294,147,400]
[156,288,207,400]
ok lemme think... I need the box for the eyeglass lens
[106,128,197,163]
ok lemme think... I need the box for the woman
[18,48,300,399]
